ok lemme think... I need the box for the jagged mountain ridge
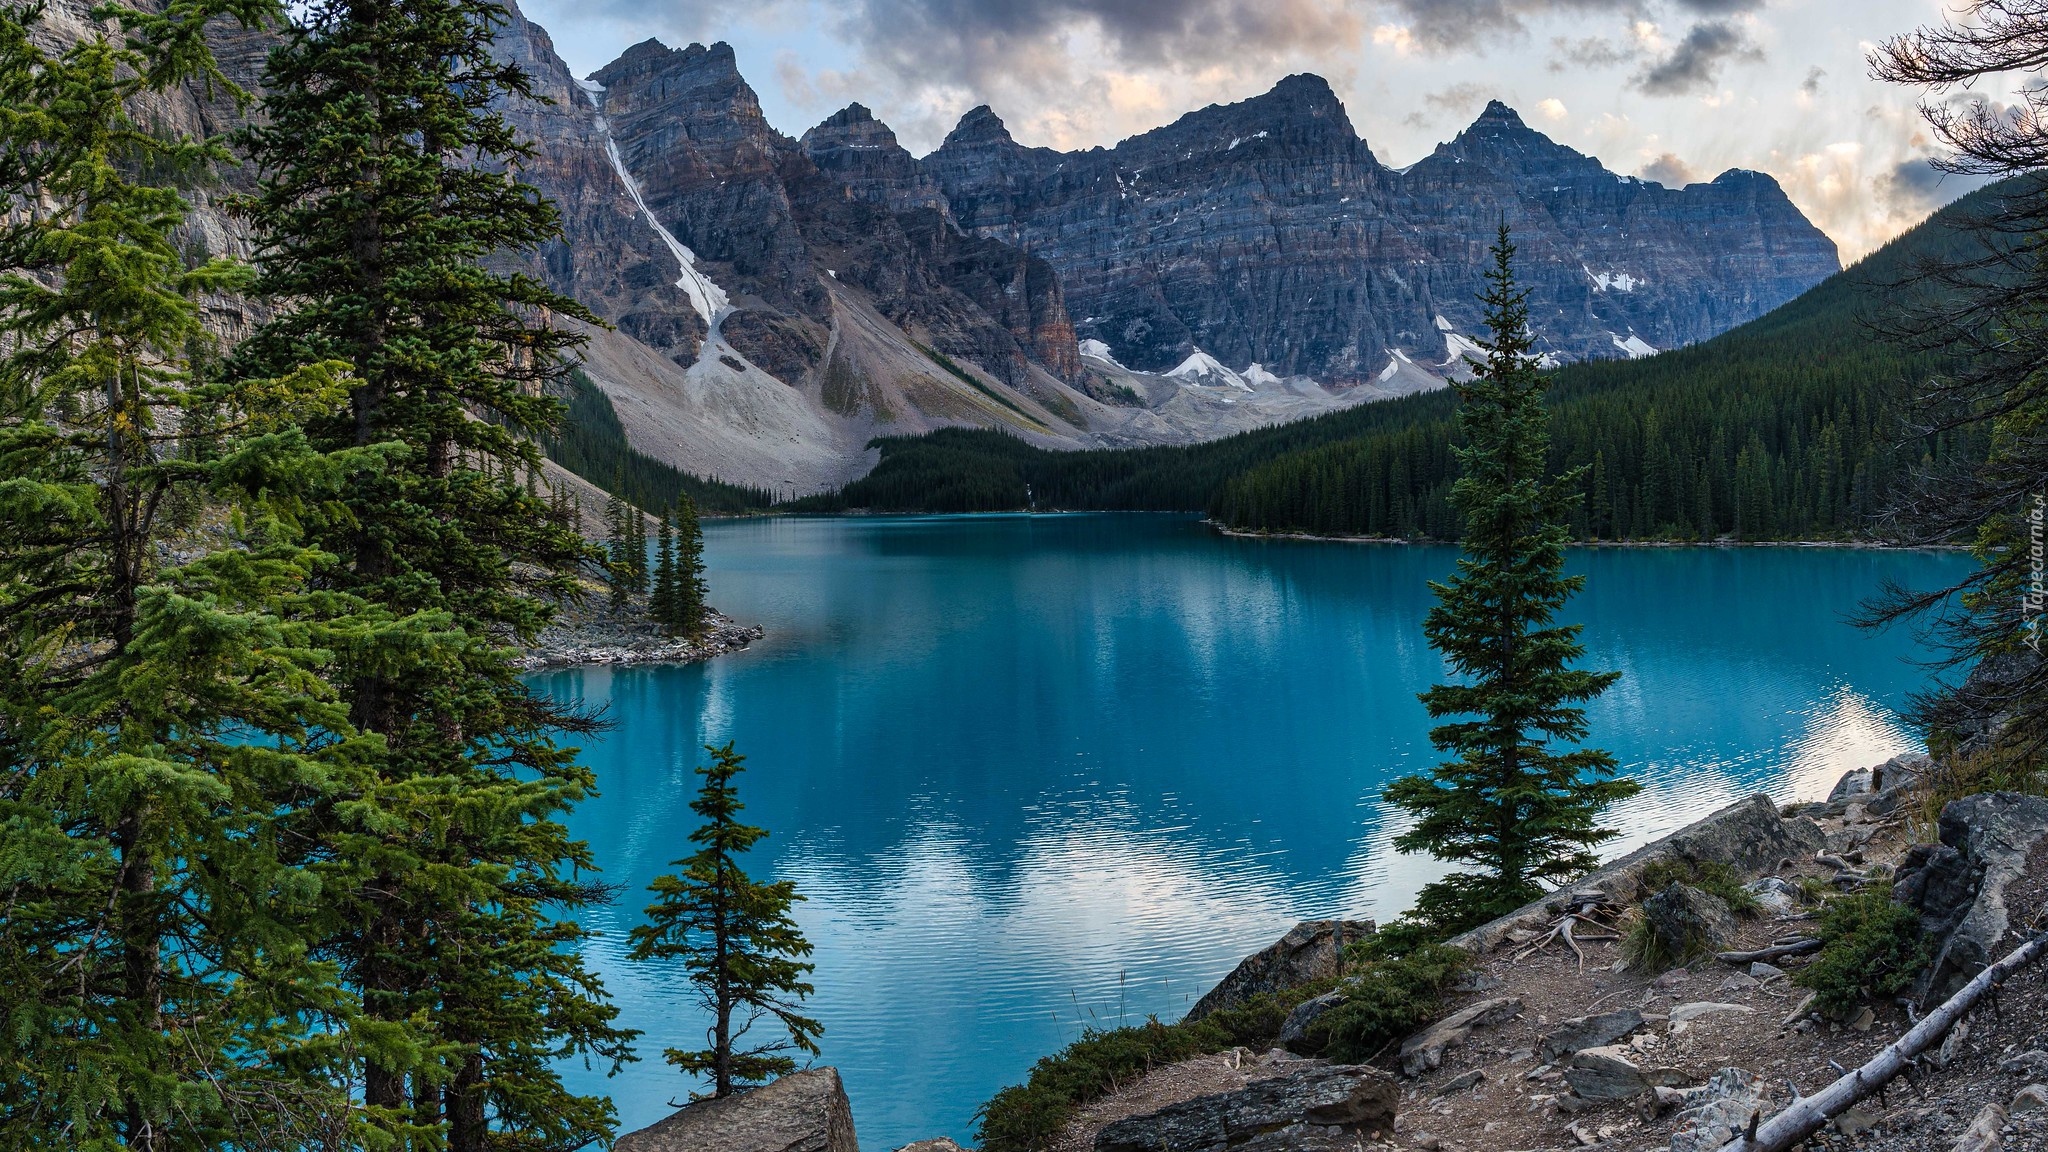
[913,84,1841,382]
[55,1,1844,495]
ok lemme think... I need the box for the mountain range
[136,0,1842,494]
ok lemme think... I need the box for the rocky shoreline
[1206,520,1969,551]
[514,605,763,671]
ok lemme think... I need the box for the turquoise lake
[530,513,1972,1148]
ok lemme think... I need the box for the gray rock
[1952,1102,2007,1152]
[1537,1009,1645,1064]
[1668,1068,1770,1152]
[1186,919,1376,1021]
[1278,989,1348,1050]
[1564,1046,1689,1102]
[2003,1051,2048,1078]
[1092,1062,1398,1152]
[1746,876,1800,916]
[1829,767,1878,801]
[1564,1046,1650,1101]
[1433,1069,1484,1096]
[895,1142,969,1152]
[615,1068,858,1152]
[2013,1085,2048,1114]
[1450,794,1825,956]
[1893,792,2048,997]
[1640,883,1738,967]
[1750,961,1786,981]
[1669,1002,1753,1024]
[1397,997,1523,1077]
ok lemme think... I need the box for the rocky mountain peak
[942,105,1017,150]
[800,103,952,218]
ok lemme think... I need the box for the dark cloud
[1402,81,1496,126]
[1548,34,1635,72]
[1637,151,1698,186]
[1632,19,1763,96]
[1379,0,1764,49]
[1799,65,1823,95]
[1875,158,1995,216]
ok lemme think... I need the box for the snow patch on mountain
[1242,362,1284,388]
[1587,268,1640,292]
[1166,350,1252,391]
[1434,314,1455,331]
[1077,338,1123,367]
[1442,331,1488,366]
[595,124,728,326]
[1610,332,1657,359]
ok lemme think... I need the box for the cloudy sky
[522,0,2021,261]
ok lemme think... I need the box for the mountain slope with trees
[802,177,2013,541]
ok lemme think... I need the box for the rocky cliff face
[922,89,1841,382]
[586,41,1082,396]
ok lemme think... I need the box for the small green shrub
[1793,893,1930,1020]
[1297,942,1470,1063]
[1638,858,1761,917]
[971,981,1335,1152]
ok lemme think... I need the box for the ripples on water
[533,516,1968,1148]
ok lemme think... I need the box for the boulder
[1668,1068,1771,1152]
[1564,1046,1688,1102]
[1449,794,1824,955]
[1952,1102,2007,1152]
[1746,876,1800,916]
[1092,1062,1398,1152]
[1537,1009,1645,1064]
[895,1142,969,1152]
[614,1068,858,1152]
[1397,996,1522,1077]
[2013,1085,2048,1114]
[1278,988,1348,1050]
[1564,1046,1650,1101]
[1893,791,2048,997]
[1640,883,1737,967]
[1669,1002,1753,1024]
[1186,920,1375,1021]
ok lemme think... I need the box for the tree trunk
[1716,930,2048,1152]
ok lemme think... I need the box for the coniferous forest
[798,178,2019,542]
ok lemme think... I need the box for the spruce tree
[0,2,375,1144]
[652,506,678,631]
[674,491,708,638]
[1383,227,1638,931]
[233,1,633,1146]
[630,742,821,1098]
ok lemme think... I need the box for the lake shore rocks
[1447,794,1825,956]
[614,1067,857,1152]
[514,606,762,671]
[1092,1061,1398,1152]
[1185,919,1375,1021]
[1893,791,2048,998]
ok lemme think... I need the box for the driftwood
[1713,929,2048,1152]
[1716,939,1822,965]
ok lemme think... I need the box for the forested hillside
[801,180,2018,541]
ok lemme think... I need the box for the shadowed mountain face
[88,0,1844,493]
[918,90,1841,381]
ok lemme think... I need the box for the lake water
[530,514,1971,1148]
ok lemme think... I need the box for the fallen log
[1714,929,2048,1152]
[1716,939,1822,965]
